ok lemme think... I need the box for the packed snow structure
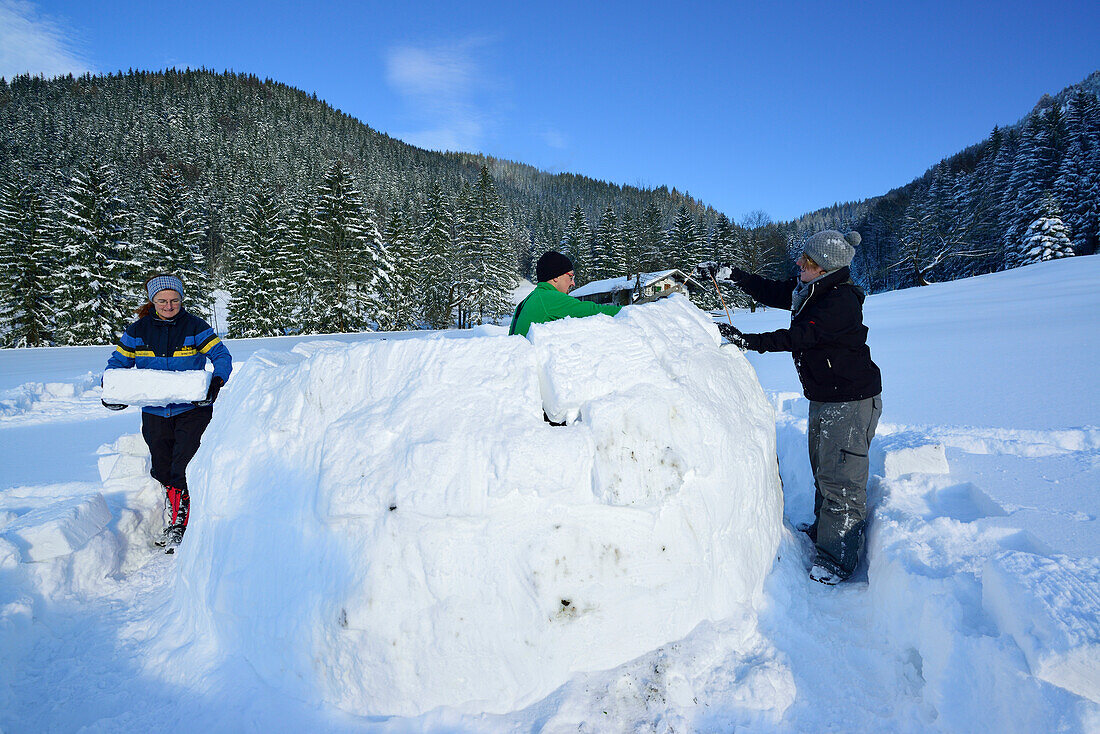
[163,295,783,716]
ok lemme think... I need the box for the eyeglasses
[154,298,181,306]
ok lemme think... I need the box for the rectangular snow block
[98,452,148,483]
[883,443,949,479]
[982,551,1100,703]
[2,493,113,562]
[102,368,211,406]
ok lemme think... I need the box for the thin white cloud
[0,0,94,79]
[384,39,489,152]
[541,128,568,150]
[386,45,475,98]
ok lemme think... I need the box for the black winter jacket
[730,266,882,402]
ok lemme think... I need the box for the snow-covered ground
[1,256,1098,732]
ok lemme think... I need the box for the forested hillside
[0,68,1096,346]
[790,72,1100,291]
[0,69,767,345]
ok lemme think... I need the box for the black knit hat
[536,250,574,282]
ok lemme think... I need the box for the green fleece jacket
[509,281,623,337]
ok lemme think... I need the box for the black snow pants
[807,395,882,577]
[141,405,213,492]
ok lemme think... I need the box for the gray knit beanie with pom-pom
[803,230,861,272]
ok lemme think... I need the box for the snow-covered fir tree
[1019,196,1075,265]
[591,204,625,281]
[459,166,515,326]
[634,202,666,274]
[145,165,210,316]
[306,161,378,333]
[54,164,139,345]
[668,205,699,273]
[701,212,739,310]
[0,178,56,346]
[418,182,455,329]
[282,193,315,331]
[379,205,420,331]
[561,205,591,283]
[226,185,289,337]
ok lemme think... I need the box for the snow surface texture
[2,492,112,562]
[983,552,1100,703]
[159,295,783,716]
[101,367,211,406]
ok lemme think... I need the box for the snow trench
[161,295,784,716]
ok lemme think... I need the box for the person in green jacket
[509,251,623,337]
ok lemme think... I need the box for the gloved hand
[694,261,721,280]
[718,322,751,350]
[192,376,224,407]
[725,266,749,285]
[101,399,128,411]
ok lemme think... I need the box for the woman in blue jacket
[103,274,232,552]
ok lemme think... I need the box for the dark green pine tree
[591,204,625,281]
[705,212,740,310]
[354,196,392,330]
[1055,90,1100,254]
[1002,115,1048,263]
[283,192,315,332]
[54,163,139,345]
[668,205,699,273]
[307,160,373,334]
[712,212,737,264]
[561,205,591,283]
[380,205,420,330]
[451,181,478,328]
[462,166,515,325]
[418,182,455,329]
[0,178,56,346]
[635,202,667,273]
[966,128,1008,265]
[145,165,211,316]
[227,185,288,337]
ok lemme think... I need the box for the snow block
[883,442,949,479]
[982,551,1100,703]
[1,493,112,562]
[170,295,783,717]
[101,367,210,406]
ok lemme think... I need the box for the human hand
[694,261,720,281]
[717,322,751,350]
[192,376,224,407]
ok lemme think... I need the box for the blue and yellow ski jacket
[105,307,233,417]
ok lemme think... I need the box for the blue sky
[2,0,1098,222]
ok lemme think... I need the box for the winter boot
[157,486,190,550]
[809,553,847,586]
[163,523,185,554]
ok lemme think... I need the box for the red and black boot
[158,485,190,554]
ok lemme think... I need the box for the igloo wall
[167,295,783,716]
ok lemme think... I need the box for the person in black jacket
[697,230,882,585]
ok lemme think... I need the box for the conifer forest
[0,68,1097,346]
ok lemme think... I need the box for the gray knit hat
[146,274,185,301]
[803,230,861,271]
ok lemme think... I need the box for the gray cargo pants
[807,394,882,577]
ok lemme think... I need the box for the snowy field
[1,256,1098,732]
